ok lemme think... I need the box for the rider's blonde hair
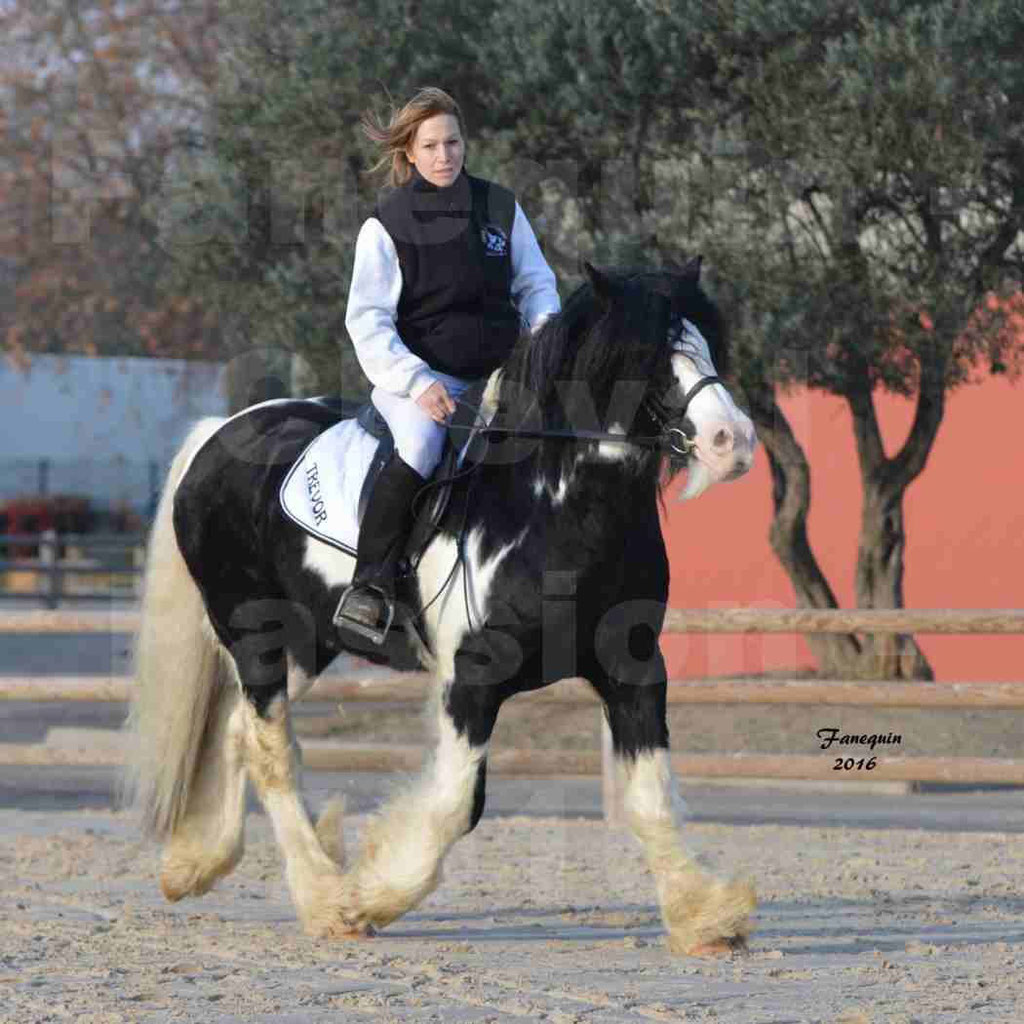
[361,87,466,187]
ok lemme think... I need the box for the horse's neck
[473,442,659,534]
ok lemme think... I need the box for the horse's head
[579,260,756,499]
[497,259,756,497]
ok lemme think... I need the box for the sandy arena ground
[3,805,1024,1023]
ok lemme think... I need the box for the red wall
[659,376,1024,681]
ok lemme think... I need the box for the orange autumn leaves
[0,0,222,365]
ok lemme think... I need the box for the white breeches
[371,371,476,478]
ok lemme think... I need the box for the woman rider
[335,87,560,642]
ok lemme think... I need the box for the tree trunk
[747,388,864,677]
[845,350,948,680]
[749,371,943,681]
[855,475,933,679]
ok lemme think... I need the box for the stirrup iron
[333,584,396,645]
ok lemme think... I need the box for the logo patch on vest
[481,224,508,256]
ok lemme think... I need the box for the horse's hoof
[313,920,376,940]
[160,861,219,901]
[673,934,748,958]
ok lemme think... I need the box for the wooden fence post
[40,529,60,609]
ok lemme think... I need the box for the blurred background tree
[0,0,222,363]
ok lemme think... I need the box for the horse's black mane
[496,265,728,428]
[502,269,668,411]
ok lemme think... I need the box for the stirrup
[333,583,396,645]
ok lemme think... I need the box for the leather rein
[454,374,723,457]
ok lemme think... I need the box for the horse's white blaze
[678,458,714,502]
[301,534,355,587]
[671,320,756,495]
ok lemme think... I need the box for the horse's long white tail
[121,417,228,838]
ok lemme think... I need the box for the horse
[122,258,759,956]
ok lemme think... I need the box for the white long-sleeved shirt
[344,202,560,399]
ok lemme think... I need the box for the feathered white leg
[338,695,486,930]
[623,750,756,955]
[240,693,362,936]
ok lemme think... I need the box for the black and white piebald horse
[123,259,758,955]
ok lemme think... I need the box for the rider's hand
[415,381,457,424]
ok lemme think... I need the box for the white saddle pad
[279,417,380,554]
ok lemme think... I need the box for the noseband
[643,374,723,455]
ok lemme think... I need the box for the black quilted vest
[375,168,520,380]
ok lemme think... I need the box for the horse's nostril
[712,428,734,453]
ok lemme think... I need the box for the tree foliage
[2,0,1022,676]
[0,0,222,364]
[470,0,702,265]
[676,0,1024,676]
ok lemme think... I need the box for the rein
[450,375,723,457]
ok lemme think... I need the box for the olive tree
[686,0,1024,677]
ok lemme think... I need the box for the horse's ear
[680,255,703,284]
[581,260,613,300]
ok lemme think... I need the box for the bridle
[414,316,723,630]
[641,374,723,455]
[454,313,724,457]
[413,328,722,627]
[446,371,720,457]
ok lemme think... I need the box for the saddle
[278,389,487,666]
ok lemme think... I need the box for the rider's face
[406,114,464,188]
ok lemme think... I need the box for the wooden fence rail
[5,734,1024,787]
[2,607,1024,634]
[6,674,1024,709]
[663,608,1024,634]
[1,609,1022,799]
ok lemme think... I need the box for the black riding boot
[333,453,426,644]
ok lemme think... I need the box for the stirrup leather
[333,583,396,646]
